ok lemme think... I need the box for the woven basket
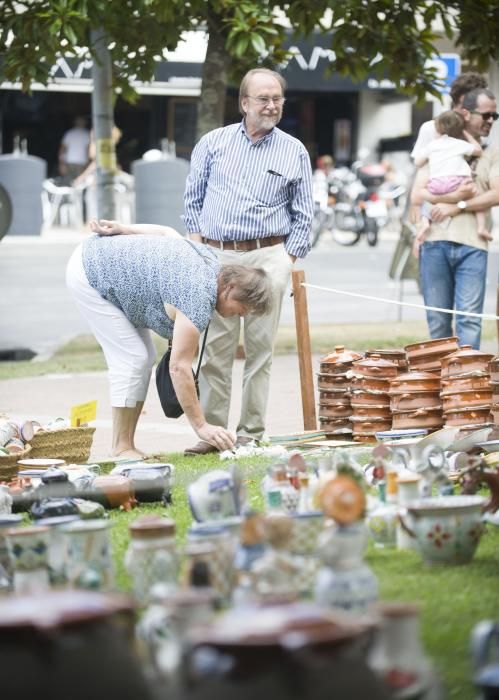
[29,427,95,464]
[0,444,32,482]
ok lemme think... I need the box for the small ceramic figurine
[315,473,378,614]
[251,514,300,600]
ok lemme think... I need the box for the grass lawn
[0,320,496,381]
[106,452,499,700]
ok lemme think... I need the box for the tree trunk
[196,22,230,140]
[90,28,115,220]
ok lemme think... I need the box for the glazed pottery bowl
[400,495,486,565]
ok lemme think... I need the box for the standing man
[183,68,314,455]
[58,116,90,183]
[411,88,499,349]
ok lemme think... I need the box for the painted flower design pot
[400,495,486,565]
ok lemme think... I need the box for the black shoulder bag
[156,238,214,419]
[155,325,209,419]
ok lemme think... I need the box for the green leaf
[249,32,266,55]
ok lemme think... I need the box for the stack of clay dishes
[404,336,459,374]
[349,354,398,442]
[317,345,363,439]
[365,348,408,373]
[440,346,495,429]
[388,371,443,432]
[490,356,499,425]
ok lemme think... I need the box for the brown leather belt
[202,235,285,251]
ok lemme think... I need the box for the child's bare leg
[476,211,492,241]
[412,217,431,258]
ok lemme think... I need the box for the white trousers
[65,245,157,407]
[198,243,293,439]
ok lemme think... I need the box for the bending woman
[66,220,272,459]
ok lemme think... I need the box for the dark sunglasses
[470,110,499,121]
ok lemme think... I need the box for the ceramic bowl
[400,495,486,565]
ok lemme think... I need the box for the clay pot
[319,389,351,400]
[317,374,351,391]
[351,405,392,420]
[441,346,495,379]
[350,391,390,407]
[0,590,154,700]
[441,375,491,395]
[404,336,459,360]
[389,371,441,395]
[441,390,493,412]
[352,419,393,437]
[390,392,441,412]
[491,405,499,424]
[351,354,398,379]
[407,357,443,372]
[391,408,443,430]
[444,407,492,427]
[319,405,352,419]
[319,417,353,433]
[490,357,499,382]
[350,376,391,393]
[319,393,351,407]
[92,475,136,510]
[365,349,407,370]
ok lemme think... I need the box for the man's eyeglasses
[470,110,499,122]
[246,96,286,106]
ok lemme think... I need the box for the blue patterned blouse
[82,235,220,338]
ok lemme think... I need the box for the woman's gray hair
[219,264,273,316]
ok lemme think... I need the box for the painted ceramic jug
[5,524,51,593]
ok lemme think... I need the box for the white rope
[300,282,499,321]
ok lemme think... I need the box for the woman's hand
[197,424,237,451]
[89,219,128,236]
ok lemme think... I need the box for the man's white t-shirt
[61,127,90,165]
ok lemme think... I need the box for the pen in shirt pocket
[267,169,282,177]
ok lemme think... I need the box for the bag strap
[167,324,209,379]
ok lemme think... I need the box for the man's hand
[89,219,128,236]
[196,424,236,451]
[430,203,457,222]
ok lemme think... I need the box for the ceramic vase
[61,518,114,590]
[125,516,178,606]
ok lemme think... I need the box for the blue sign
[426,53,461,94]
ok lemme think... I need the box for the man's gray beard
[259,114,281,130]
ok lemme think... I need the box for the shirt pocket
[250,170,293,206]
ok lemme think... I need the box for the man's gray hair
[462,88,495,111]
[219,264,273,315]
[239,68,287,114]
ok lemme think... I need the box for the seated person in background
[58,116,90,183]
[412,110,490,257]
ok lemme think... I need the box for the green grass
[1,320,496,380]
[105,452,499,700]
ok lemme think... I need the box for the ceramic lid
[404,336,458,353]
[390,371,440,382]
[129,515,175,538]
[318,474,365,524]
[366,348,406,359]
[441,346,495,363]
[0,590,134,630]
[320,345,363,365]
[352,354,398,370]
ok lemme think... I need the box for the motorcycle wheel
[331,227,362,246]
[365,218,378,247]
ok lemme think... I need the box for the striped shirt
[183,120,314,258]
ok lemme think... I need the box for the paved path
[1,354,319,461]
